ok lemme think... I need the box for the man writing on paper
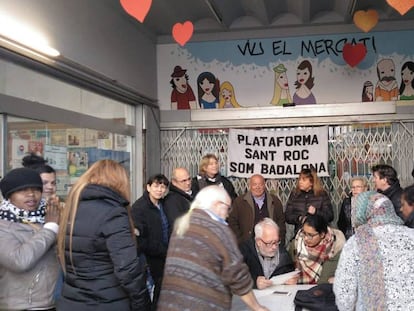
[240,218,296,289]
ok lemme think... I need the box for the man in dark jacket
[240,218,295,289]
[372,164,403,219]
[229,174,286,246]
[131,174,169,311]
[401,184,414,228]
[163,167,194,233]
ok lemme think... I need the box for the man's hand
[256,276,273,289]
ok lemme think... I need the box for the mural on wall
[157,30,414,110]
[399,61,414,100]
[170,65,197,110]
[293,60,317,105]
[375,58,399,101]
[219,81,242,108]
[362,81,374,102]
[270,64,292,106]
[197,71,220,109]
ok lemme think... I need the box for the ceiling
[112,0,414,42]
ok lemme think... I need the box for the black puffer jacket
[378,182,403,218]
[338,195,353,239]
[58,184,150,311]
[285,189,333,232]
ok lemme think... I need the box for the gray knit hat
[0,168,43,199]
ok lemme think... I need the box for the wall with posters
[7,120,131,198]
[157,29,414,110]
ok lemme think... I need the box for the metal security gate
[161,121,414,225]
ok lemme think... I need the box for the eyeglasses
[259,238,280,247]
[299,231,320,239]
[177,177,191,183]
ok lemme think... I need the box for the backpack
[294,283,339,311]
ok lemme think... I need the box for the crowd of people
[0,152,413,310]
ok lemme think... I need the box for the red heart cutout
[120,0,152,23]
[172,21,194,46]
[386,0,414,15]
[342,43,367,67]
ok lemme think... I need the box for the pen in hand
[272,290,291,296]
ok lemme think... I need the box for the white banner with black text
[227,127,329,179]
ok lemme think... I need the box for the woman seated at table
[289,214,345,284]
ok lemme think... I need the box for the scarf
[295,227,336,284]
[196,174,224,190]
[353,191,403,309]
[0,198,47,224]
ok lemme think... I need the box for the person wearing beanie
[0,168,61,310]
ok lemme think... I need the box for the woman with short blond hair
[191,153,237,200]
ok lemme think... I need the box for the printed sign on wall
[227,127,328,179]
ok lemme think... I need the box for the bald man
[163,167,194,233]
[228,174,286,246]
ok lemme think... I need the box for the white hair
[254,217,279,239]
[175,185,229,236]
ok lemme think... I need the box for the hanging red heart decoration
[120,0,152,23]
[172,21,194,46]
[353,10,379,32]
[342,43,367,67]
[386,0,414,15]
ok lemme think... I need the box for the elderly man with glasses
[240,218,295,289]
[164,167,194,233]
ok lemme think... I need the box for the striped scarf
[295,227,335,284]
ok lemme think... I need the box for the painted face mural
[277,72,289,90]
[297,67,310,85]
[377,59,396,85]
[200,78,214,94]
[173,75,188,93]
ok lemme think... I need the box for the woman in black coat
[57,160,150,311]
[285,168,333,234]
[191,153,237,200]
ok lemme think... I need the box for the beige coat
[0,219,59,310]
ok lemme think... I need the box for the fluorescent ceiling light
[0,12,60,57]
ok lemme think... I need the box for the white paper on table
[270,270,300,285]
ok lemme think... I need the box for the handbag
[294,283,339,311]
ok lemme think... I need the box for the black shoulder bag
[294,283,339,311]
